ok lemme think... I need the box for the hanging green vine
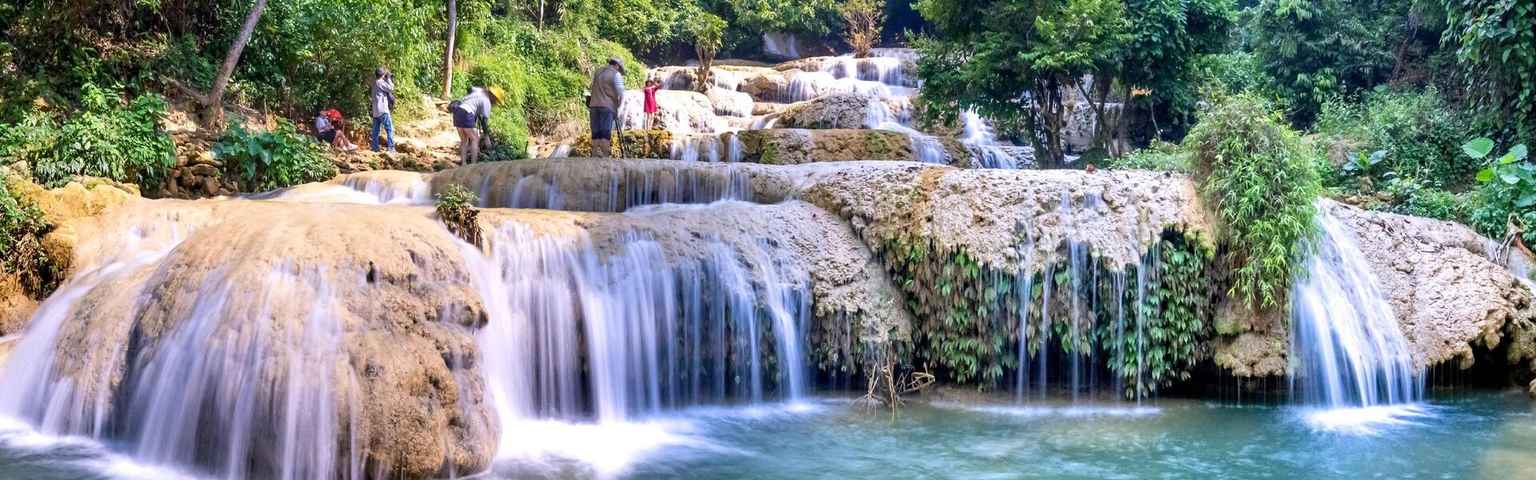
[1095,231,1217,399]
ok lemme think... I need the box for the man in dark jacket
[587,58,626,158]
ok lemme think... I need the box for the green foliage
[1381,177,1468,222]
[1103,141,1192,173]
[1467,139,1535,242]
[1098,233,1215,398]
[234,0,441,118]
[724,0,841,37]
[687,11,728,90]
[458,18,645,159]
[435,183,482,246]
[1185,94,1321,308]
[1315,89,1475,188]
[1248,0,1421,123]
[1116,0,1235,139]
[0,177,60,297]
[1442,0,1535,143]
[212,121,337,192]
[880,236,1017,385]
[0,84,176,190]
[916,0,1129,164]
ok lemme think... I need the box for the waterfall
[465,221,812,430]
[1290,204,1422,409]
[0,220,366,479]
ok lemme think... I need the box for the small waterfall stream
[1290,204,1422,409]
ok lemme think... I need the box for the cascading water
[464,219,812,430]
[1290,203,1422,410]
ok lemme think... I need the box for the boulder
[1326,201,1536,369]
[20,201,496,478]
[0,276,36,336]
[733,129,915,164]
[1211,201,1536,380]
[776,93,883,130]
[705,87,754,118]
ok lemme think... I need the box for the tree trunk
[204,0,268,128]
[443,0,458,98]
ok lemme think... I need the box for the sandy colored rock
[1326,201,1536,369]
[30,199,496,478]
[0,276,36,336]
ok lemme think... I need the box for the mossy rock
[570,130,675,158]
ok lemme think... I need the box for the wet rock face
[31,201,496,478]
[618,89,721,133]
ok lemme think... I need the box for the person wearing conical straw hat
[451,85,503,164]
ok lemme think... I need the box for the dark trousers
[589,107,615,140]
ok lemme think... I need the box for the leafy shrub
[458,19,646,159]
[0,177,60,297]
[1466,138,1535,243]
[1314,89,1474,189]
[435,184,480,246]
[0,84,176,189]
[1185,94,1322,308]
[212,121,337,192]
[1382,178,1467,222]
[1103,141,1191,173]
[233,0,443,119]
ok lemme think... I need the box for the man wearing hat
[452,85,503,164]
[587,57,626,158]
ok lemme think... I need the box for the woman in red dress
[642,78,661,130]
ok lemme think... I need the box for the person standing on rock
[370,67,397,152]
[452,85,502,164]
[643,77,661,131]
[587,58,626,157]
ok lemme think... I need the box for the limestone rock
[40,201,496,477]
[705,87,754,118]
[617,89,721,133]
[1326,201,1536,370]
[776,93,882,130]
[734,129,917,164]
[0,276,36,336]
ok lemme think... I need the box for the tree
[1108,0,1234,146]
[1249,0,1397,124]
[444,0,457,98]
[842,0,886,58]
[204,0,268,127]
[687,12,726,93]
[915,0,1127,166]
[1443,0,1535,142]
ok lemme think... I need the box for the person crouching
[452,85,502,164]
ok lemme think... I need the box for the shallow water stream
[6,391,1534,479]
